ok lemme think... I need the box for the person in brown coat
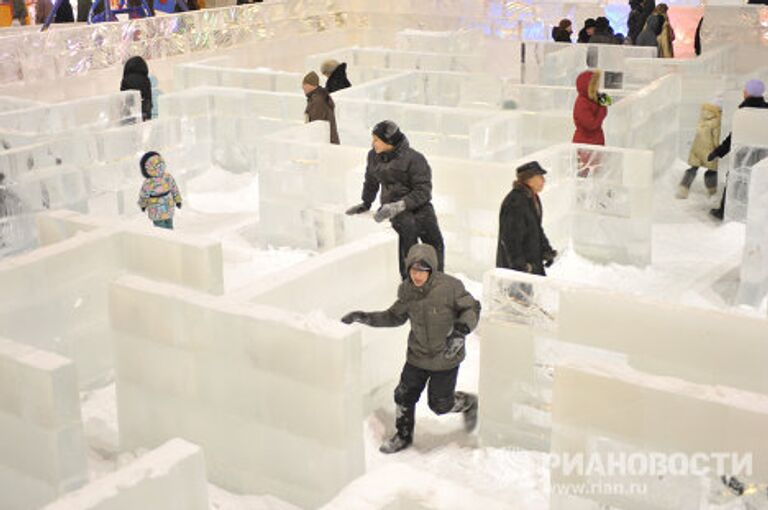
[302,71,340,145]
[676,100,721,199]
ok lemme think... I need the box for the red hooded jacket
[572,70,607,145]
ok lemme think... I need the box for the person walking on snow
[321,59,352,93]
[341,243,481,454]
[120,56,153,122]
[345,120,445,280]
[137,151,182,230]
[676,99,722,199]
[573,70,610,177]
[302,71,340,144]
[496,161,557,276]
[708,80,768,220]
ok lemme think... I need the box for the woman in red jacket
[573,70,609,177]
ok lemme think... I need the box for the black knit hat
[140,151,160,178]
[372,120,405,147]
[585,18,596,29]
[516,161,547,180]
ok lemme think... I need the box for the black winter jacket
[326,62,351,93]
[711,96,768,160]
[496,182,553,276]
[120,56,152,122]
[361,137,432,212]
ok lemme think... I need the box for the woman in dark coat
[120,56,153,122]
[496,161,557,276]
[321,59,352,93]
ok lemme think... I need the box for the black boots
[380,404,414,454]
[380,393,480,454]
[452,391,479,432]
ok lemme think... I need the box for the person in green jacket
[341,243,481,454]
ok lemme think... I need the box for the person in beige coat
[655,4,675,58]
[676,100,722,199]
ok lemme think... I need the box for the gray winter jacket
[361,137,432,211]
[365,244,481,372]
[636,14,663,48]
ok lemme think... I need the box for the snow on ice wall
[733,109,768,307]
[42,439,210,510]
[478,269,768,452]
[0,211,223,388]
[109,275,365,509]
[237,232,404,414]
[549,363,768,510]
[0,337,87,510]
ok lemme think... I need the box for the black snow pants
[390,203,445,279]
[393,362,465,440]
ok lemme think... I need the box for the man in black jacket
[341,244,480,454]
[346,120,445,280]
[496,161,557,275]
[708,79,768,220]
[321,59,352,93]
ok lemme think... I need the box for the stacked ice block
[732,109,768,307]
[109,274,365,509]
[0,337,87,510]
[42,439,210,510]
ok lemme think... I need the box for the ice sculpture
[724,109,768,224]
[42,439,209,510]
[0,337,87,510]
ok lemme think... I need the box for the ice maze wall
[0,210,223,388]
[109,274,365,509]
[0,337,87,510]
[733,109,768,307]
[43,439,210,510]
[478,268,768,505]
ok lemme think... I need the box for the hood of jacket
[329,62,347,80]
[141,154,166,179]
[576,70,601,102]
[405,243,439,273]
[699,102,722,122]
[376,135,411,163]
[123,56,149,77]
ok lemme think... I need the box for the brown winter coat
[687,103,721,170]
[305,86,340,144]
[365,244,481,372]
[656,10,675,58]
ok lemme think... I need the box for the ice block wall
[724,108,768,223]
[109,274,365,509]
[540,43,655,88]
[0,337,87,510]
[42,439,210,510]
[237,232,404,414]
[159,86,304,173]
[0,211,224,388]
[478,267,768,454]
[732,109,768,307]
[550,363,768,510]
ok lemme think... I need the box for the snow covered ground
[75,155,763,509]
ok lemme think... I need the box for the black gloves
[341,311,370,325]
[543,250,558,268]
[176,202,182,209]
[345,203,370,215]
[707,150,718,162]
[443,323,470,359]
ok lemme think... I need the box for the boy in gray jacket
[341,244,480,454]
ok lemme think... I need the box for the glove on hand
[176,202,182,210]
[597,92,613,106]
[543,249,558,268]
[707,150,718,162]
[443,323,470,359]
[345,203,370,215]
[341,311,370,325]
[373,200,406,223]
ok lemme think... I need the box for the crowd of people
[552,1,676,57]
